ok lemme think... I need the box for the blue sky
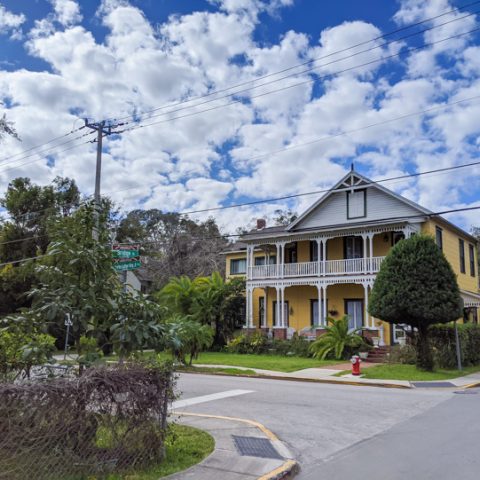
[1,0,480,232]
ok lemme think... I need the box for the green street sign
[112,249,139,259]
[113,260,141,271]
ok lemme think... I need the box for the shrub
[387,344,417,365]
[429,323,480,368]
[226,332,267,354]
[310,316,365,360]
[226,332,313,357]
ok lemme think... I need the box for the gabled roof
[286,169,432,231]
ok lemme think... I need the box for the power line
[1,17,478,178]
[105,0,480,124]
[117,25,480,135]
[2,155,480,238]
[104,93,480,198]
[0,130,96,170]
[0,125,86,164]
[0,137,95,175]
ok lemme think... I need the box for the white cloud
[0,4,26,38]
[1,0,480,233]
[50,0,82,26]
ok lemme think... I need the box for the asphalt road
[175,373,479,479]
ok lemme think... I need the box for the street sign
[113,260,141,271]
[112,249,139,259]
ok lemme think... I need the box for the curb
[179,369,412,390]
[462,381,480,389]
[174,411,300,480]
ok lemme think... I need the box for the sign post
[112,245,141,293]
[64,313,73,360]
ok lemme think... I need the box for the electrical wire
[104,93,480,197]
[117,25,480,136]
[104,0,480,124]
[2,159,480,247]
[0,126,86,164]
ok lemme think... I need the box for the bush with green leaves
[369,235,463,371]
[429,323,480,368]
[386,344,417,365]
[0,314,56,380]
[309,316,365,360]
[166,317,214,365]
[157,273,245,347]
[226,331,268,354]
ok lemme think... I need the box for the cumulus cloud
[50,0,82,26]
[0,4,26,38]
[1,0,480,233]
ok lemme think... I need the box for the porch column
[368,233,374,273]
[361,234,367,273]
[316,284,322,326]
[280,242,286,278]
[275,243,281,277]
[280,286,285,327]
[322,239,327,276]
[263,287,268,328]
[275,286,280,327]
[363,283,370,329]
[316,238,322,276]
[249,286,255,328]
[322,285,328,325]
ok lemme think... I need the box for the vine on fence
[0,364,175,480]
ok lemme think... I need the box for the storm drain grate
[411,381,455,388]
[232,436,283,459]
[453,390,478,394]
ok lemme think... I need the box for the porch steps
[365,346,389,363]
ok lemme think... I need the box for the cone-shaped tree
[369,234,463,371]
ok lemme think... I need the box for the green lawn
[177,351,338,372]
[178,365,258,376]
[107,424,214,479]
[108,351,338,373]
[359,364,480,381]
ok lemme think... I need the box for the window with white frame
[230,258,246,274]
[347,189,366,219]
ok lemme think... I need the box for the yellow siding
[421,220,479,293]
[297,241,310,262]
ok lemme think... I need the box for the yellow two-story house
[224,169,480,345]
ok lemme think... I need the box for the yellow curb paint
[172,412,299,479]
[462,382,480,389]
[257,459,299,480]
[173,411,279,441]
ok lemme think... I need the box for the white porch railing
[249,256,386,279]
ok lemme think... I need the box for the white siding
[294,187,422,230]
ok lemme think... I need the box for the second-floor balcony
[248,256,385,279]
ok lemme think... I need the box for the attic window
[347,189,366,219]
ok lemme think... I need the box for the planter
[371,337,380,347]
[358,352,369,360]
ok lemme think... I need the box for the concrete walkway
[193,363,480,389]
[168,412,298,479]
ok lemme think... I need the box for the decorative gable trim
[287,170,432,231]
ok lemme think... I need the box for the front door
[345,299,363,331]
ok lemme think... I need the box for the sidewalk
[168,412,298,479]
[192,363,480,389]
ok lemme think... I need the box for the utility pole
[84,119,125,238]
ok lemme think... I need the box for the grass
[106,424,214,479]
[350,364,480,381]
[107,351,338,372]
[178,365,258,376]
[169,351,338,372]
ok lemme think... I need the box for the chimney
[256,218,266,230]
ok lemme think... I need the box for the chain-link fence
[0,365,174,480]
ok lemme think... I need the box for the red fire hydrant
[351,355,361,376]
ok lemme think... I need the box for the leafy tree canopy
[116,209,228,288]
[369,234,463,370]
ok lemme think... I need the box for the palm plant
[157,276,196,315]
[309,316,365,360]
